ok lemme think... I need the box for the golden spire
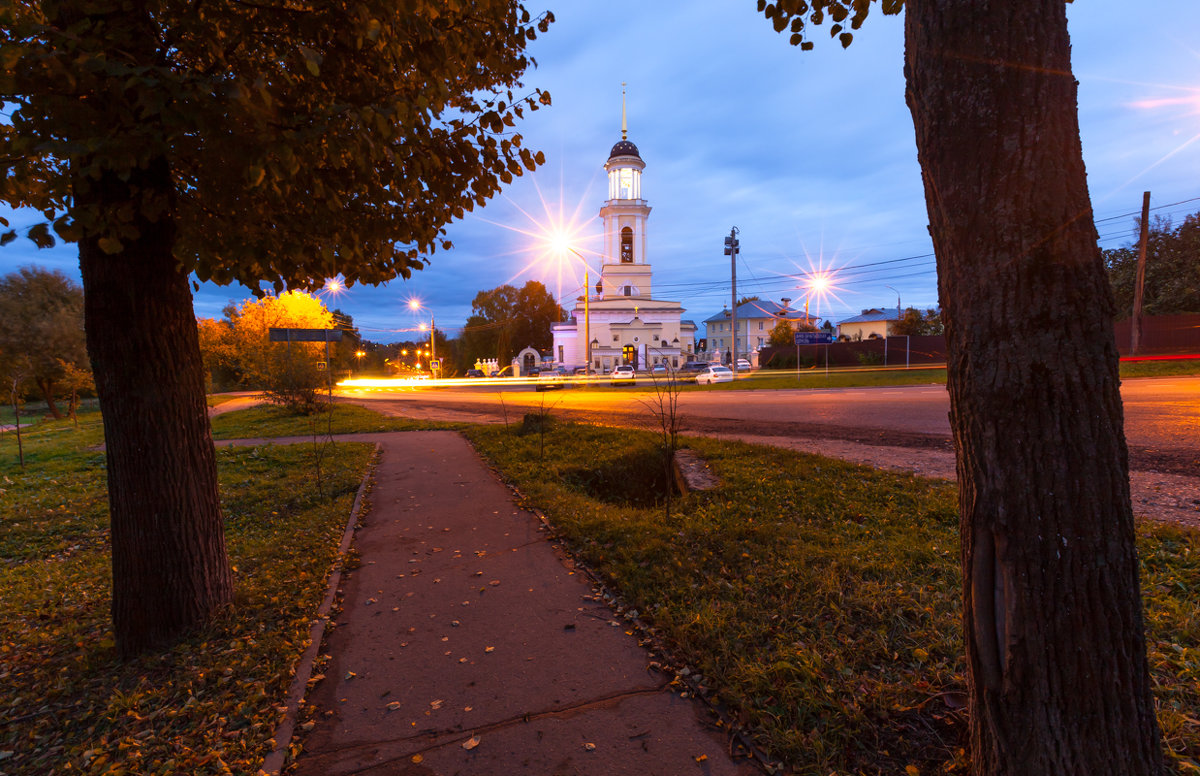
[621,82,627,141]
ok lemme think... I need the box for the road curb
[258,442,380,776]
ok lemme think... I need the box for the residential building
[836,307,904,340]
[703,298,820,364]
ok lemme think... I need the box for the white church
[550,106,697,373]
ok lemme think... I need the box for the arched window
[620,227,634,263]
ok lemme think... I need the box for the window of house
[758,321,764,330]
[557,345,563,363]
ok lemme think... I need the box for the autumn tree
[1105,211,1200,316]
[761,0,1163,773]
[768,318,794,348]
[2,1,552,654]
[0,266,88,419]
[197,291,335,409]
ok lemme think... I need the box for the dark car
[679,362,710,374]
[465,368,485,378]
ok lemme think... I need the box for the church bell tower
[598,86,653,300]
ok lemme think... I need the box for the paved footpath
[289,430,758,776]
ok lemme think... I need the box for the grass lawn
[692,357,1200,392]
[1,409,375,774]
[209,401,460,439]
[465,420,1200,775]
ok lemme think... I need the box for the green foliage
[458,281,564,366]
[1105,212,1200,315]
[0,418,375,774]
[757,0,904,51]
[1,1,553,292]
[0,266,89,418]
[466,420,1199,773]
[893,306,944,336]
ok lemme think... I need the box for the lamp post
[557,246,595,376]
[410,299,436,376]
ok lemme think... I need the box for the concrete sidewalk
[289,430,758,775]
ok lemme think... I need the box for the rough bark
[36,377,62,419]
[78,156,233,657]
[903,1,1163,773]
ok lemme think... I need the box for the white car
[610,364,636,386]
[695,365,734,385]
[735,358,752,371]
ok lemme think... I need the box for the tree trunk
[904,1,1164,773]
[36,377,62,419]
[77,156,233,657]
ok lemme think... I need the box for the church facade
[550,114,696,373]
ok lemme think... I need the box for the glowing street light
[549,235,596,375]
[802,271,834,326]
[408,298,437,375]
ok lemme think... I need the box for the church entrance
[622,344,639,370]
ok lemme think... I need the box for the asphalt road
[338,374,1200,476]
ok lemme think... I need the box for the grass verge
[694,357,1199,392]
[209,402,460,439]
[1,413,375,774]
[465,420,1200,774]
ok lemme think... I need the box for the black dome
[608,139,641,160]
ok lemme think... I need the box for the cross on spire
[621,82,627,141]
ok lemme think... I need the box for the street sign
[794,331,832,345]
[269,328,343,342]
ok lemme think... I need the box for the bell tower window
[620,227,634,263]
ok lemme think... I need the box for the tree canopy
[0,266,88,418]
[892,306,944,336]
[1105,212,1200,316]
[2,0,553,293]
[458,281,563,366]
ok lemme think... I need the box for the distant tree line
[1104,211,1200,316]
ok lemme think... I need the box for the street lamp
[803,272,832,327]
[550,238,597,375]
[410,298,437,375]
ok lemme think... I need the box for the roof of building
[836,307,903,325]
[702,299,817,324]
[608,139,641,160]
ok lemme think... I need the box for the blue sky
[4,1,1199,343]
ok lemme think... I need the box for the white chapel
[550,102,696,373]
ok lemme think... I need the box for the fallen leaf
[484,646,495,653]
[462,735,481,750]
[583,742,596,752]
[386,702,401,710]
[411,754,424,764]
[431,699,444,709]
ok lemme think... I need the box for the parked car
[649,363,670,376]
[695,365,734,385]
[610,364,636,386]
[679,362,710,375]
[535,366,570,391]
[465,368,485,378]
[735,358,752,371]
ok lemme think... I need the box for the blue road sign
[794,331,832,345]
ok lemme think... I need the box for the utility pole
[725,227,740,376]
[1131,190,1150,355]
[429,315,437,375]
